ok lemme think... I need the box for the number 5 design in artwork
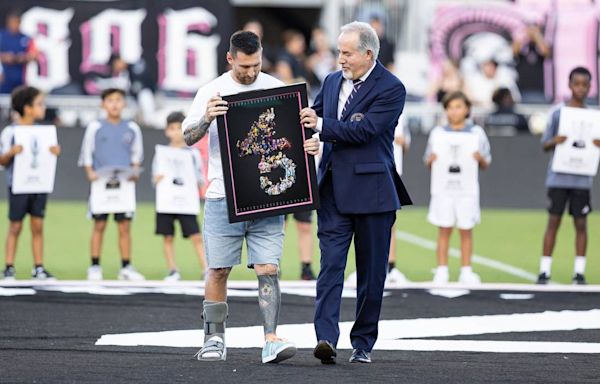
[237,107,297,196]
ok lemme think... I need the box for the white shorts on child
[427,194,480,230]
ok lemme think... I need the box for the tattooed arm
[184,116,211,146]
[182,93,228,147]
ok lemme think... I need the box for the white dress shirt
[314,61,377,133]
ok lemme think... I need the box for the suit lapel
[341,61,384,120]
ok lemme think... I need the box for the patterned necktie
[341,79,364,118]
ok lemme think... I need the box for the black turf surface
[1,288,599,383]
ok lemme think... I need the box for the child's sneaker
[262,339,297,364]
[432,267,449,284]
[118,265,145,281]
[87,265,103,281]
[386,268,408,285]
[536,272,550,285]
[164,270,181,282]
[458,270,481,285]
[572,273,587,285]
[32,266,56,280]
[3,266,16,280]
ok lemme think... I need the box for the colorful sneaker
[118,265,145,281]
[164,270,181,282]
[262,339,297,364]
[458,270,481,285]
[572,273,587,285]
[87,265,103,281]
[32,266,55,280]
[195,335,226,361]
[3,266,16,280]
[536,272,550,285]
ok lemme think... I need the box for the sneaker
[87,265,103,281]
[164,270,181,282]
[572,273,587,285]
[118,265,145,281]
[3,266,16,280]
[386,268,407,285]
[345,271,357,286]
[301,264,315,280]
[262,339,297,364]
[536,272,550,285]
[458,270,481,285]
[432,267,449,284]
[195,335,226,361]
[32,266,56,280]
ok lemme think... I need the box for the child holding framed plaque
[424,91,491,284]
[537,67,600,285]
[1,86,60,280]
[78,88,144,281]
[153,112,207,281]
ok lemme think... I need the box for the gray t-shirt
[78,119,143,170]
[541,104,592,189]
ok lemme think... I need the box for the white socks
[574,256,586,275]
[539,256,552,275]
[460,266,472,275]
[540,256,586,276]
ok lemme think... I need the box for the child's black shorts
[285,210,313,224]
[92,212,134,222]
[8,189,48,221]
[155,213,200,238]
[547,187,591,218]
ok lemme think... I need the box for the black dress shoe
[313,340,336,364]
[349,349,371,363]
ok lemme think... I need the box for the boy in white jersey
[425,91,491,284]
[182,31,320,364]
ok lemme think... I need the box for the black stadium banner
[0,0,233,95]
[217,83,320,223]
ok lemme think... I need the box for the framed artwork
[217,83,319,223]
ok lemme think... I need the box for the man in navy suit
[301,21,411,364]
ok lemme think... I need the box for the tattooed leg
[184,116,211,146]
[257,274,281,337]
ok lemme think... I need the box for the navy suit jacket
[313,61,412,214]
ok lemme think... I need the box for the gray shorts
[203,198,284,269]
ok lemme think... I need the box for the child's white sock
[437,265,448,274]
[574,256,586,275]
[460,265,472,274]
[539,256,552,275]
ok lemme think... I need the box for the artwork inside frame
[216,83,320,223]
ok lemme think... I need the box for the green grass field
[1,201,599,284]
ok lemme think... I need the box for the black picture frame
[216,83,320,223]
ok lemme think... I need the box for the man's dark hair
[11,85,41,117]
[166,111,185,125]
[442,90,472,117]
[229,30,261,57]
[101,88,126,100]
[569,66,592,83]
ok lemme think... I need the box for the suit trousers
[314,173,396,351]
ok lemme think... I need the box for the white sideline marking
[396,230,538,282]
[2,280,600,293]
[0,287,36,296]
[96,309,600,353]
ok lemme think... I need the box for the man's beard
[342,70,353,80]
